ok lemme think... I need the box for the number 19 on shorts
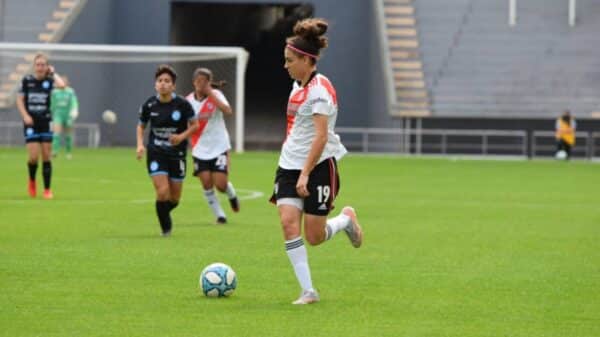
[316,185,330,203]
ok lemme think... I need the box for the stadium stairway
[0,0,87,109]
[381,0,431,117]
[415,0,600,119]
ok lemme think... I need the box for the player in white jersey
[269,18,364,305]
[187,68,240,225]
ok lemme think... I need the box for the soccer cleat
[229,197,240,212]
[342,206,363,248]
[28,180,36,198]
[292,289,320,305]
[216,216,227,225]
[161,230,171,237]
[43,189,54,200]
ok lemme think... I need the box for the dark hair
[155,64,177,83]
[193,67,227,89]
[562,110,572,123]
[286,18,329,64]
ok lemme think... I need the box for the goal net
[0,42,249,151]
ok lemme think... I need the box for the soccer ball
[200,262,237,297]
[102,109,117,124]
[555,150,567,160]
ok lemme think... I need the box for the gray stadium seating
[414,0,600,118]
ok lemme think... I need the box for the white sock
[285,237,313,291]
[225,181,237,199]
[325,213,351,240]
[204,189,225,218]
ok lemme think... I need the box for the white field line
[1,177,265,204]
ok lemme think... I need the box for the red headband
[286,44,318,59]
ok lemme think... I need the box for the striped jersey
[278,73,347,170]
[187,90,232,160]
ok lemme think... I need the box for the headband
[286,44,319,59]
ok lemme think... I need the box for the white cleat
[342,206,363,248]
[292,289,320,305]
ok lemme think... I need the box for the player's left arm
[48,65,66,88]
[70,89,80,120]
[208,90,232,115]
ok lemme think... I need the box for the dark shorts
[193,151,229,175]
[23,120,52,143]
[270,157,340,216]
[146,150,186,181]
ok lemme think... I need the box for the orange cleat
[43,189,54,200]
[28,180,37,198]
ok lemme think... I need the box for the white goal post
[0,42,249,152]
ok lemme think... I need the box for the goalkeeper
[50,76,79,159]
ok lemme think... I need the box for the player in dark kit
[136,65,199,236]
[16,53,65,199]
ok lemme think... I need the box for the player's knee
[156,187,170,200]
[215,182,227,193]
[280,217,300,238]
[304,227,325,246]
[304,230,325,246]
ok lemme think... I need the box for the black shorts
[193,151,229,175]
[146,150,187,181]
[23,120,52,143]
[270,157,340,216]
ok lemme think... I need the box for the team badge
[171,110,181,121]
[42,81,50,89]
[150,161,159,171]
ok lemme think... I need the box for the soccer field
[1,148,599,337]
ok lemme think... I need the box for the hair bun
[293,18,329,50]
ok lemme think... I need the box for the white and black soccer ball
[200,262,237,297]
[102,109,117,124]
[555,150,567,160]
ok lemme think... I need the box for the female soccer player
[16,53,65,199]
[136,65,199,236]
[51,75,79,159]
[187,68,240,225]
[270,18,364,304]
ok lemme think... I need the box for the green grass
[1,147,599,337]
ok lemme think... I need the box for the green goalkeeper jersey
[50,87,78,124]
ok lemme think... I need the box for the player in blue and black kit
[136,65,199,236]
[16,54,65,199]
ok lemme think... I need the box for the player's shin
[155,200,172,234]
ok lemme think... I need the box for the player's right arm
[136,101,150,160]
[136,124,145,160]
[17,78,32,125]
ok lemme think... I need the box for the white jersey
[187,90,232,160]
[278,73,347,170]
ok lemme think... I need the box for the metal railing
[0,121,100,148]
[337,127,600,159]
[509,0,577,26]
[336,127,528,157]
[531,130,595,158]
